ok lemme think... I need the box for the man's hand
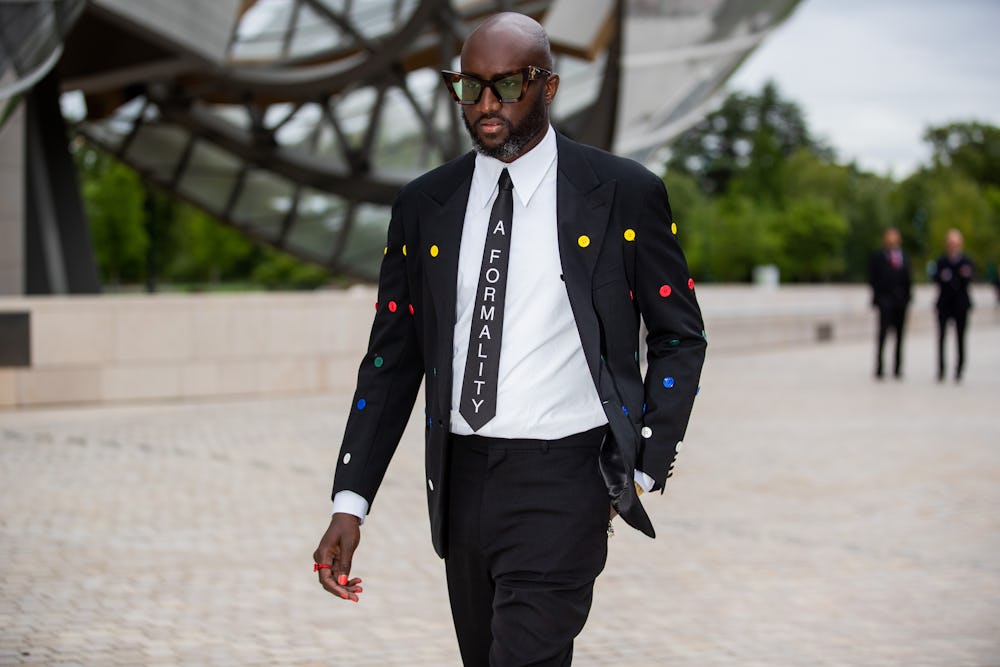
[313,513,363,602]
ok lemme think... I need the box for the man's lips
[477,117,507,134]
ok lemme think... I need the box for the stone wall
[1,284,996,407]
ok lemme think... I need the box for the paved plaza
[1,320,998,666]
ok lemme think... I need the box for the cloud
[729,0,1000,176]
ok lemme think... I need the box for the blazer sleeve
[630,175,707,491]
[330,192,425,511]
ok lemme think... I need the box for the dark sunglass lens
[456,76,482,103]
[494,73,525,101]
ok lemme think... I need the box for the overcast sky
[728,0,1000,178]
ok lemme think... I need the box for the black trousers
[937,309,969,380]
[876,304,907,376]
[445,427,610,667]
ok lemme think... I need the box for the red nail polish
[338,574,348,586]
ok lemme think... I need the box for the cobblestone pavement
[1,323,998,666]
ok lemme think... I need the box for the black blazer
[869,249,912,309]
[332,133,707,558]
[933,253,974,315]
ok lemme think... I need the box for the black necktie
[460,168,514,431]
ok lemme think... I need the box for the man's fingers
[314,513,362,602]
[317,566,363,600]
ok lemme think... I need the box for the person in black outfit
[868,227,911,379]
[932,228,974,382]
[312,13,706,666]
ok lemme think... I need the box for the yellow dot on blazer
[383,246,387,255]
[577,235,590,248]
[430,245,439,258]
[402,244,407,256]
[671,222,678,235]
[624,229,636,242]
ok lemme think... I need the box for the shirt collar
[471,125,557,209]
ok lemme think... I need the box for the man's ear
[544,73,560,105]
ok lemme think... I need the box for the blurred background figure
[932,229,974,382]
[869,227,911,379]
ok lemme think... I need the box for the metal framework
[2,0,800,286]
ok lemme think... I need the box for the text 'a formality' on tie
[460,168,514,431]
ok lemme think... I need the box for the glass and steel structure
[2,0,800,283]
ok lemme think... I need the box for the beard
[463,91,549,161]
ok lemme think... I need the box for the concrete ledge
[698,284,999,353]
[0,289,377,407]
[0,284,996,407]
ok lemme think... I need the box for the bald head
[462,12,553,72]
[946,228,964,256]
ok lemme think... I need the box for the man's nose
[477,85,502,113]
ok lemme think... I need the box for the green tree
[923,122,1000,189]
[925,171,1000,272]
[166,207,260,285]
[663,172,711,277]
[82,154,148,285]
[896,122,1000,275]
[699,194,779,282]
[778,149,895,281]
[252,250,330,290]
[75,142,333,291]
[770,197,848,281]
[668,81,829,196]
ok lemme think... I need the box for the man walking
[868,227,912,379]
[313,12,706,665]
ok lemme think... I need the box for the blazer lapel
[556,135,616,382]
[418,154,474,411]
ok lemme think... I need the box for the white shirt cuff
[634,470,655,493]
[332,490,369,524]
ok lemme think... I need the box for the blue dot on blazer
[662,377,675,389]
[356,398,367,410]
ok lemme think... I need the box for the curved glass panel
[338,203,392,279]
[176,140,244,214]
[231,169,296,242]
[123,124,189,182]
[285,189,347,261]
[55,0,801,280]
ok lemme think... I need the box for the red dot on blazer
[629,290,634,300]
[408,304,415,315]
[659,285,672,298]
[374,301,379,311]
[388,301,398,313]
[688,278,695,290]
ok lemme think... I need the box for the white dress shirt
[449,126,607,437]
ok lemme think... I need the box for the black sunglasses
[440,66,552,105]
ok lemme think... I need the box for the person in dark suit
[933,228,974,382]
[313,12,706,666]
[868,227,912,379]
